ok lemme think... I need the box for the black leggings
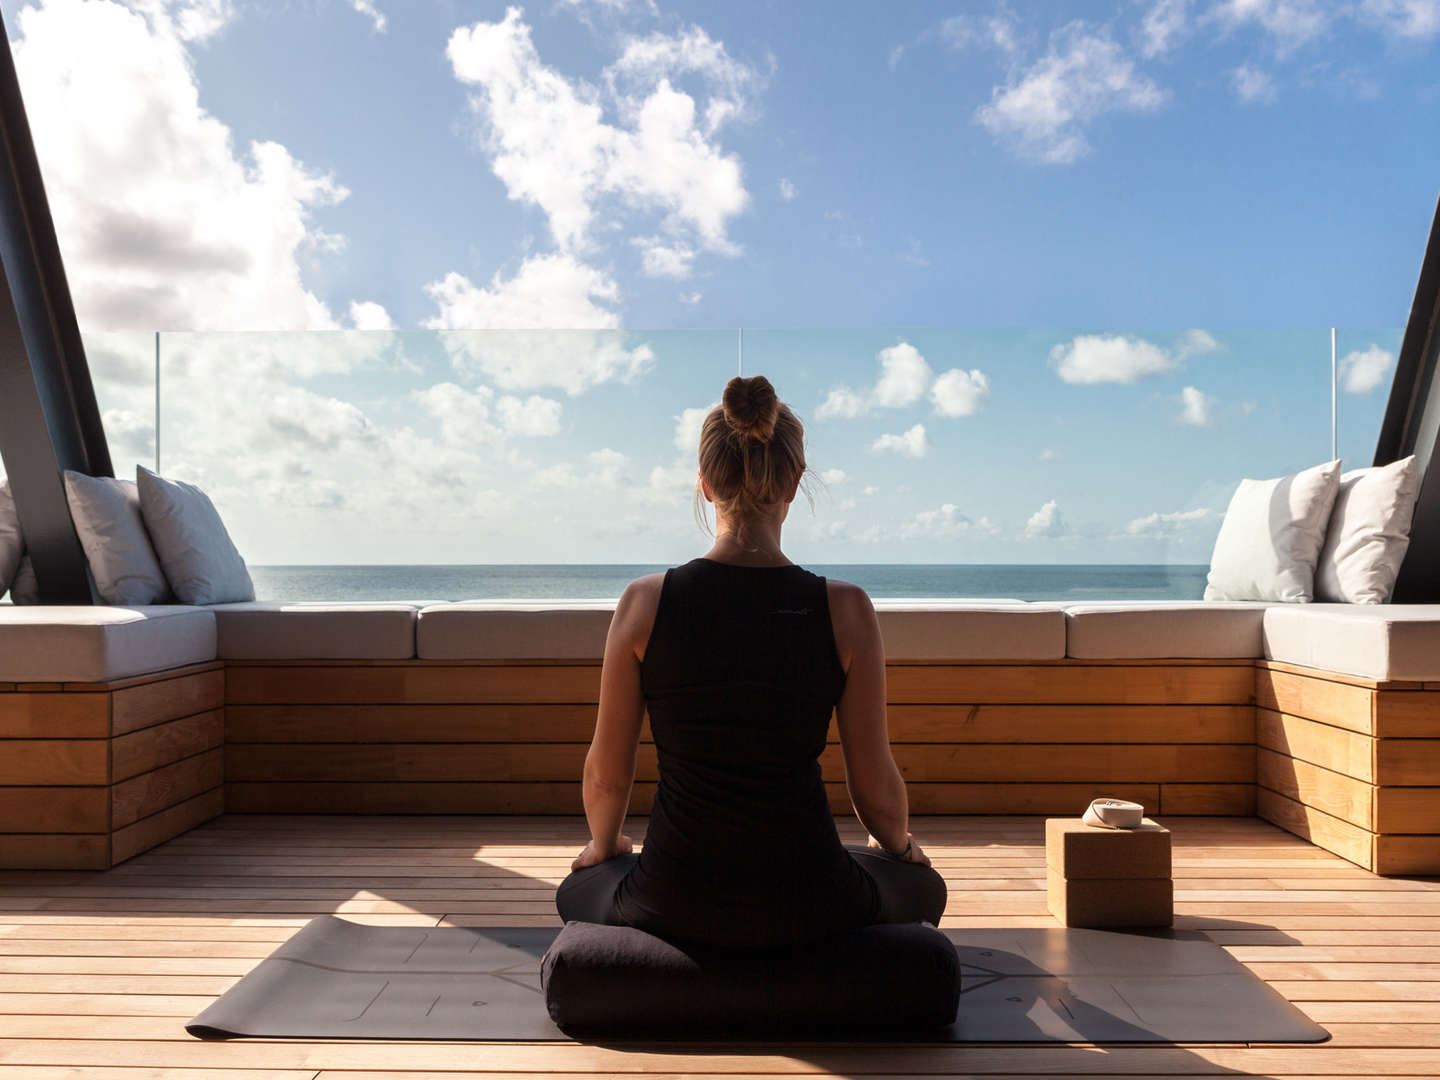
[556,845,947,936]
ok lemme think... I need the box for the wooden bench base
[0,663,225,869]
[2,657,1436,872]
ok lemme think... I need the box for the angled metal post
[0,8,110,604]
[1375,192,1440,602]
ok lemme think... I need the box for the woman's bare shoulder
[825,578,876,667]
[615,573,665,658]
[825,577,874,619]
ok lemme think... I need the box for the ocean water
[247,564,1210,603]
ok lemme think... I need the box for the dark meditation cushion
[540,920,960,1036]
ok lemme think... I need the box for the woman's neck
[704,516,790,567]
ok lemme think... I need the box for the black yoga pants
[555,845,947,930]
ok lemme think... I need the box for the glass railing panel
[741,328,1341,599]
[1335,328,1405,470]
[85,331,157,481]
[158,328,737,599]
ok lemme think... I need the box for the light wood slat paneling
[110,751,223,831]
[885,665,1255,705]
[1374,787,1440,834]
[1159,783,1256,815]
[1256,669,1375,735]
[1375,739,1440,786]
[1258,709,1375,782]
[0,789,107,835]
[0,741,107,786]
[110,789,225,867]
[226,663,1257,707]
[225,781,1164,816]
[225,702,1256,745]
[1257,786,1375,870]
[223,743,1254,785]
[0,836,107,871]
[1259,749,1374,830]
[110,671,225,737]
[1373,692,1440,738]
[0,694,107,739]
[1375,835,1440,876]
[111,711,224,783]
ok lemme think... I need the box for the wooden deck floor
[0,814,1438,1079]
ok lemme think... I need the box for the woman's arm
[828,580,930,866]
[573,575,661,870]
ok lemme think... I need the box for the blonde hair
[693,375,811,542]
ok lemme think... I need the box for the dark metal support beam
[1375,193,1440,602]
[0,9,110,604]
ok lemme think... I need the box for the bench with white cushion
[2,598,1438,874]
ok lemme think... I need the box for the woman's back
[613,557,878,947]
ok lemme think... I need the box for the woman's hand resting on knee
[572,834,634,871]
[866,831,932,866]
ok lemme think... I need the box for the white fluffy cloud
[778,177,797,201]
[1208,0,1331,53]
[820,468,847,485]
[673,404,714,453]
[13,0,368,333]
[1050,334,1178,384]
[423,254,654,395]
[818,342,990,421]
[1023,498,1066,539]
[348,300,396,331]
[1177,385,1218,427]
[634,238,696,278]
[940,11,1020,54]
[930,368,991,417]
[1339,345,1395,394]
[1140,0,1190,57]
[871,423,930,458]
[1359,0,1440,39]
[899,503,1000,540]
[1231,63,1278,103]
[816,386,870,420]
[1124,506,1216,538]
[975,25,1167,164]
[446,8,751,258]
[873,342,934,408]
[347,0,386,33]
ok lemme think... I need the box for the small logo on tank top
[770,607,810,615]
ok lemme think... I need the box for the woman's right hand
[868,832,931,867]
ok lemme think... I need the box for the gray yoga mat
[186,915,1328,1043]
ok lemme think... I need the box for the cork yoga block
[1046,868,1175,928]
[1045,817,1172,879]
[1045,816,1174,928]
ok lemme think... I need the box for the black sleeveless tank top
[612,557,880,948]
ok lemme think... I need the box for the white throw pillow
[0,481,22,599]
[137,465,254,605]
[1314,455,1418,604]
[1204,459,1342,602]
[63,471,172,605]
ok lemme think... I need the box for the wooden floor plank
[0,813,1437,1079]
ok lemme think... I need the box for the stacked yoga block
[1045,818,1173,928]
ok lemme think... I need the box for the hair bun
[722,375,780,442]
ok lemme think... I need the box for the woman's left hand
[572,834,633,871]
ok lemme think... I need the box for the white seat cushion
[417,600,1062,662]
[210,602,420,660]
[0,605,216,683]
[873,602,1066,661]
[1064,602,1274,659]
[1262,603,1440,681]
[418,602,615,660]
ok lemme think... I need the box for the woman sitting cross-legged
[555,374,947,949]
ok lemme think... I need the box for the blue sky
[2,0,1435,564]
